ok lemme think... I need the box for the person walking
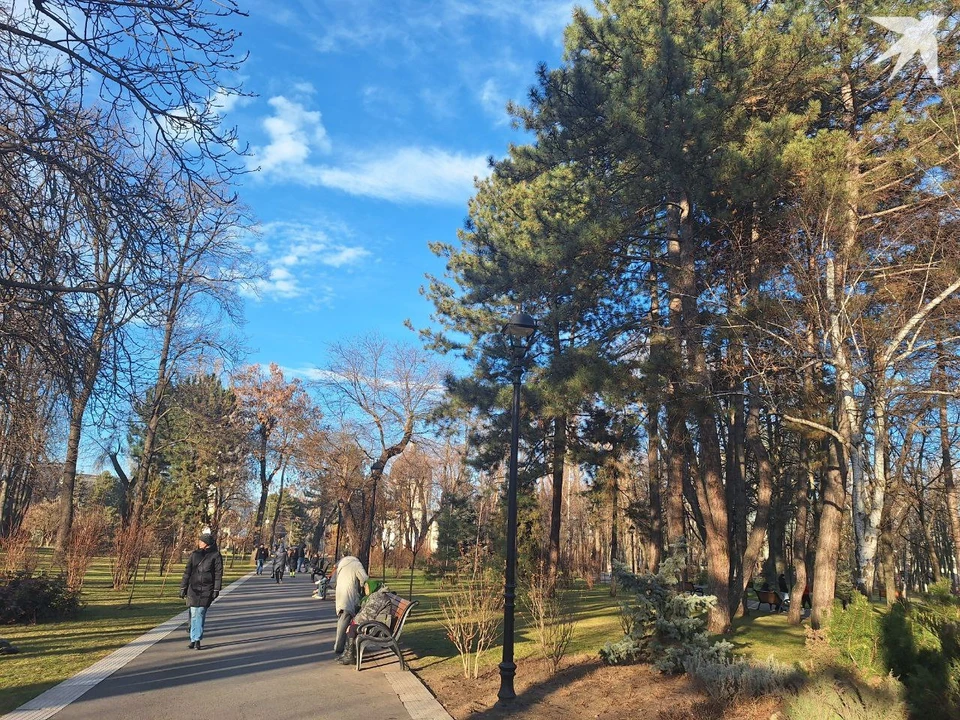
[289,544,299,577]
[179,530,223,651]
[272,542,288,584]
[330,554,368,658]
[255,544,269,575]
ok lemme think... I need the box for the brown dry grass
[417,653,783,720]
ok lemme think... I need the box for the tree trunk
[129,279,182,530]
[609,463,620,597]
[665,406,686,547]
[253,428,270,546]
[55,388,92,555]
[645,263,664,571]
[547,415,566,591]
[672,191,731,633]
[937,354,960,589]
[646,406,663,572]
[811,437,846,629]
[789,441,812,625]
[738,374,775,619]
[360,419,414,568]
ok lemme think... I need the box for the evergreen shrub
[0,571,83,624]
[784,672,907,720]
[826,592,884,674]
[879,585,960,720]
[599,554,731,673]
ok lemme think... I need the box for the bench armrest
[356,620,392,639]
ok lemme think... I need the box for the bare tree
[234,363,318,547]
[319,335,444,568]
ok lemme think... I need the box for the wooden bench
[680,581,704,596]
[355,592,419,671]
[754,588,784,612]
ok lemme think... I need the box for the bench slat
[356,594,419,671]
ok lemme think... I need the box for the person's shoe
[337,639,356,666]
[188,641,196,649]
[194,641,202,650]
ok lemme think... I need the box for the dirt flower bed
[417,653,783,720]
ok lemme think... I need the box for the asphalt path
[7,571,448,720]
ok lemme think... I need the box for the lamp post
[628,526,636,574]
[498,311,537,703]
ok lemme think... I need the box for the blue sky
[225,1,580,377]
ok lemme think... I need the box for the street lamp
[498,311,537,703]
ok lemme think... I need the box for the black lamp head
[503,311,537,339]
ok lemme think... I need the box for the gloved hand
[179,589,187,599]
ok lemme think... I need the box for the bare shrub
[522,563,578,673]
[21,499,60,547]
[439,551,503,679]
[0,528,38,574]
[65,511,109,592]
[112,523,142,590]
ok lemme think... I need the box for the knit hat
[199,532,214,546]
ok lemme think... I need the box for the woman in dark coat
[272,542,288,584]
[179,531,224,650]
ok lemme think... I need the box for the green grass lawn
[2,556,822,715]
[379,570,625,685]
[0,551,251,714]
[728,611,809,667]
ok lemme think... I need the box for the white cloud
[419,88,457,119]
[255,267,302,299]
[259,1,578,50]
[243,220,370,302]
[249,95,490,204]
[361,85,412,119]
[304,147,489,204]
[210,86,252,115]
[291,81,317,95]
[251,96,331,173]
[444,0,578,41]
[276,366,339,382]
[479,78,510,123]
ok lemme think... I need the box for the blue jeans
[256,559,264,574]
[189,606,208,642]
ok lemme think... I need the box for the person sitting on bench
[337,580,392,666]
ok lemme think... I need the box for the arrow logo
[869,14,945,85]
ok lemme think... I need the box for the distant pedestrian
[255,544,269,575]
[778,573,790,603]
[288,544,299,576]
[179,530,224,651]
[272,543,288,584]
[330,555,368,658]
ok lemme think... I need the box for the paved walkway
[2,571,451,720]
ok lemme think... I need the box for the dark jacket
[256,547,269,562]
[272,545,288,573]
[180,546,224,608]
